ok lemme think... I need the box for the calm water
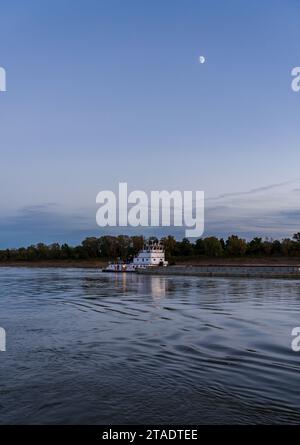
[1,267,300,424]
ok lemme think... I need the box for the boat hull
[102,269,136,273]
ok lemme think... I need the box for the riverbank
[1,257,300,268]
[0,257,300,269]
[0,260,107,268]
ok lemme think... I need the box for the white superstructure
[103,242,168,272]
[133,243,168,268]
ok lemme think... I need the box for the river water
[1,267,300,424]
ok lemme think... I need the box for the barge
[137,264,300,279]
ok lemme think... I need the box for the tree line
[1,233,300,262]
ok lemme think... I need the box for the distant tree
[116,235,131,259]
[16,247,27,261]
[161,235,177,257]
[262,238,273,256]
[194,238,205,256]
[81,237,100,258]
[36,243,49,259]
[74,245,89,259]
[247,237,263,256]
[131,236,145,255]
[226,235,247,256]
[98,236,118,258]
[178,238,193,256]
[271,240,282,255]
[280,238,294,256]
[292,234,300,256]
[293,233,300,243]
[0,250,7,261]
[61,243,73,259]
[203,237,223,257]
[220,238,226,251]
[3,232,300,263]
[49,243,61,259]
[26,245,38,260]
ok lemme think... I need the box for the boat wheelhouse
[103,242,168,272]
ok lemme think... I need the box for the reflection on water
[1,267,300,424]
[83,273,169,298]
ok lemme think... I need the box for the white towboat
[102,242,168,273]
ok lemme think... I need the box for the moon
[199,56,206,64]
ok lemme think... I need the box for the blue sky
[0,0,300,247]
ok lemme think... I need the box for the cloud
[203,204,300,240]
[0,203,96,248]
[0,203,186,248]
[1,178,300,247]
[196,179,300,238]
[207,180,297,201]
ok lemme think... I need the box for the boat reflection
[82,272,169,300]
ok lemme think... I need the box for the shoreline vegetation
[1,233,300,268]
[1,257,300,269]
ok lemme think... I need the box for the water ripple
[1,267,300,424]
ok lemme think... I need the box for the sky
[0,0,300,247]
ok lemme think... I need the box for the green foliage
[226,235,247,256]
[202,237,223,257]
[247,237,263,255]
[1,233,300,262]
